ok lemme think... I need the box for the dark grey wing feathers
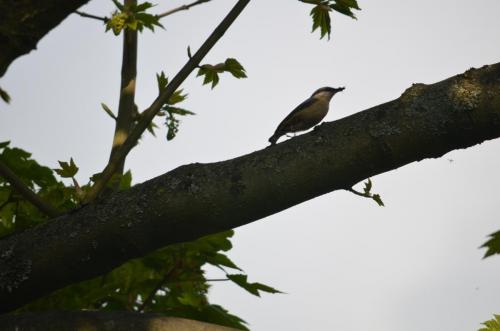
[275,97,316,134]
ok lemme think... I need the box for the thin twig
[161,278,230,284]
[138,269,229,312]
[83,0,251,204]
[138,263,179,312]
[74,11,108,22]
[0,160,60,218]
[346,187,368,198]
[157,0,212,18]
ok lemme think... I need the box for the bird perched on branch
[268,86,345,145]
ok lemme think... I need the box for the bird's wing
[275,97,316,134]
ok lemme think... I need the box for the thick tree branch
[0,160,60,218]
[157,0,213,18]
[1,62,500,312]
[0,0,91,77]
[108,0,138,177]
[84,0,251,203]
[0,312,239,331]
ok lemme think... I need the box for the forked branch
[84,0,251,203]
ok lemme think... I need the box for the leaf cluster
[0,143,76,236]
[0,142,134,236]
[18,229,279,330]
[481,230,500,258]
[154,71,195,140]
[106,1,163,35]
[479,315,500,331]
[299,0,360,39]
[197,58,247,89]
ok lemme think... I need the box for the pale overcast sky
[1,0,500,330]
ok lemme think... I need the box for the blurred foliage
[481,230,500,258]
[1,141,280,329]
[0,142,76,236]
[299,0,360,39]
[479,315,500,331]
[106,1,163,35]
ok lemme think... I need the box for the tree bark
[0,311,240,331]
[1,62,500,313]
[0,0,91,77]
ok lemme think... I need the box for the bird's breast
[287,99,329,132]
[302,99,329,120]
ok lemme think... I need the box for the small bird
[268,86,345,145]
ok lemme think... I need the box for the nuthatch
[268,86,345,145]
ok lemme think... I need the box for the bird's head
[311,86,345,100]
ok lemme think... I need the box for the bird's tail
[268,132,281,145]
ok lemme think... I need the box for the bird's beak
[336,87,346,92]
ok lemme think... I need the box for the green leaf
[198,230,234,252]
[0,86,11,104]
[197,59,246,89]
[310,3,332,39]
[335,0,360,10]
[206,253,242,271]
[165,107,195,116]
[134,1,154,12]
[372,194,384,207]
[146,121,159,137]
[54,158,79,178]
[156,71,168,93]
[101,103,117,120]
[156,73,188,105]
[329,3,357,19]
[224,58,247,79]
[0,141,10,149]
[479,315,500,331]
[134,12,164,32]
[363,178,372,194]
[111,0,124,11]
[177,291,204,308]
[299,0,322,4]
[168,90,188,105]
[227,274,282,297]
[119,170,132,190]
[89,172,101,183]
[481,230,500,258]
[197,66,220,89]
[154,74,193,140]
[302,0,360,40]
